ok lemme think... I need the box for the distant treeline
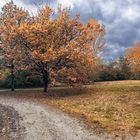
[90,57,140,82]
[0,57,140,89]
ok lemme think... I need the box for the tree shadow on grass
[0,87,90,99]
[46,87,89,98]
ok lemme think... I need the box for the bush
[0,70,43,89]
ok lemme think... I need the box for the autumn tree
[0,1,29,91]
[125,42,140,79]
[0,2,105,92]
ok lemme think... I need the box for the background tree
[125,42,140,79]
[91,57,131,82]
[118,56,130,80]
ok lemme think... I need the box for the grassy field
[1,81,140,134]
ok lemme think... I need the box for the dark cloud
[66,0,140,60]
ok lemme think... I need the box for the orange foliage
[125,42,140,73]
[0,1,29,70]
[0,1,105,87]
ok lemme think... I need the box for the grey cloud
[67,0,140,60]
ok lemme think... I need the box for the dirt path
[0,96,138,140]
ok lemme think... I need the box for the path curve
[0,96,136,140]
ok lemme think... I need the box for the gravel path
[0,96,139,140]
[0,104,24,140]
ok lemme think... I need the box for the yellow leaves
[43,48,56,62]
[30,24,39,30]
[87,19,105,34]
[67,76,77,82]
[88,19,97,27]
[18,23,27,33]
[32,48,57,62]
[39,5,53,17]
[32,50,39,57]
[32,50,46,61]
[37,6,53,24]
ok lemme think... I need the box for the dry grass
[44,86,140,133]
[1,80,140,134]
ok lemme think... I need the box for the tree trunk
[11,64,15,92]
[43,70,49,93]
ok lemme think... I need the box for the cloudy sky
[0,0,140,61]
